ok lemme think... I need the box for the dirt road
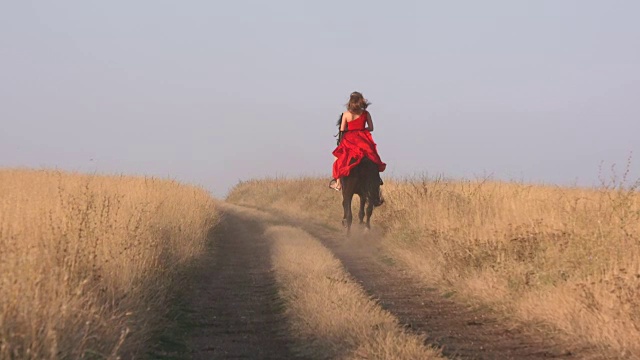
[176,208,300,359]
[295,220,591,359]
[158,204,600,359]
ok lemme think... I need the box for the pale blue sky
[2,1,639,196]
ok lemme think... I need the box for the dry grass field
[0,169,217,359]
[228,173,640,357]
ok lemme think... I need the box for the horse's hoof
[341,219,347,228]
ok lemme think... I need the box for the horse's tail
[362,158,384,207]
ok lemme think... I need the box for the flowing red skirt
[332,130,386,179]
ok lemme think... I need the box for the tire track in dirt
[182,207,301,359]
[274,214,600,360]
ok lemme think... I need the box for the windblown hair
[346,91,370,113]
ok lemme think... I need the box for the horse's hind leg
[342,193,353,235]
[358,194,365,224]
[365,200,374,230]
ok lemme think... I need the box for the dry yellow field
[228,175,640,356]
[0,169,217,359]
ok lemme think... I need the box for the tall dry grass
[0,169,217,359]
[227,172,640,357]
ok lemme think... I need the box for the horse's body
[340,157,384,235]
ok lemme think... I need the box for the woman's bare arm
[366,112,374,132]
[340,113,348,131]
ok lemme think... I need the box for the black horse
[339,157,384,235]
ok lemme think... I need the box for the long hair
[346,91,370,113]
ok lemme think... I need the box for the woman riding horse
[330,91,386,191]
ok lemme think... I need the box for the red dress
[332,111,386,179]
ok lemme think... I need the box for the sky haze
[2,1,639,196]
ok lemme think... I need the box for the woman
[330,91,386,191]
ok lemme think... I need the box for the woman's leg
[330,156,341,190]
